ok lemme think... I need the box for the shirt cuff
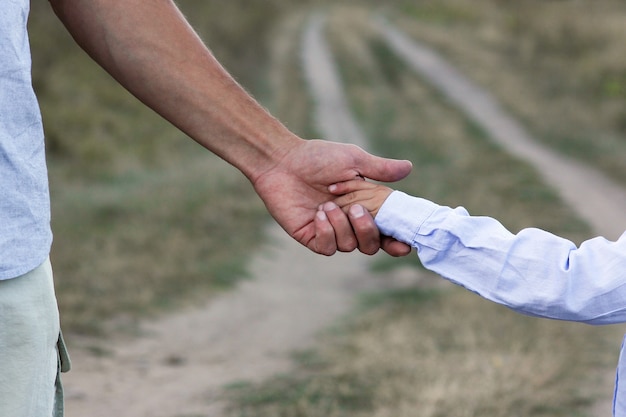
[375,191,439,246]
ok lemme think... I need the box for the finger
[312,210,337,256]
[323,202,358,252]
[333,193,358,212]
[381,236,412,257]
[348,204,380,255]
[329,180,378,196]
[355,152,413,183]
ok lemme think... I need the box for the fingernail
[328,184,337,192]
[349,204,365,218]
[323,201,337,211]
[316,210,327,221]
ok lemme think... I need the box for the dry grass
[227,287,619,417]
[50,153,268,335]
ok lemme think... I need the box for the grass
[49,154,268,334]
[224,287,617,417]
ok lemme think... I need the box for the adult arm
[376,191,626,324]
[47,0,412,255]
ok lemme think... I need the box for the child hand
[329,180,394,219]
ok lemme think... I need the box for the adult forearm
[48,0,299,181]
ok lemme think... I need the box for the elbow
[522,295,622,325]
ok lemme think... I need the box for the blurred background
[28,1,626,416]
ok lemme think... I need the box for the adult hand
[252,139,412,256]
[319,203,412,257]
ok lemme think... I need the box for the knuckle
[361,246,380,256]
[315,243,335,256]
[338,237,358,253]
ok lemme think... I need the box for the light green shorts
[0,258,70,417]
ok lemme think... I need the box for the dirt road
[63,13,626,417]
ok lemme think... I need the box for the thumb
[357,152,412,183]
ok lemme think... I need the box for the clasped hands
[252,139,411,257]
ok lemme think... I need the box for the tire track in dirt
[301,13,369,149]
[375,18,626,417]
[61,13,415,417]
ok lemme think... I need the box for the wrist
[372,188,394,218]
[235,128,304,184]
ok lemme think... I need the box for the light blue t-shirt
[0,1,52,279]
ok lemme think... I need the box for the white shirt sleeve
[376,191,626,325]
